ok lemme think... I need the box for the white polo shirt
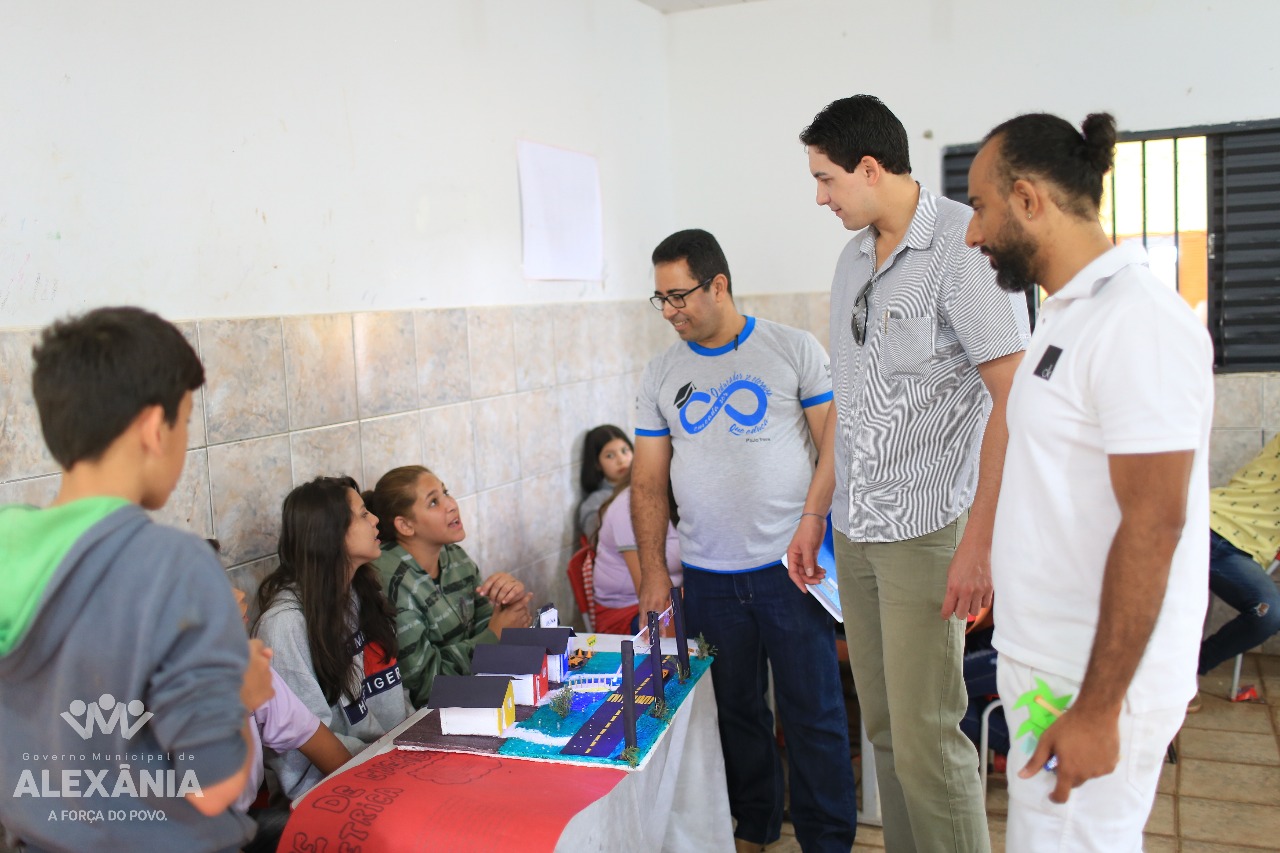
[991,242,1213,713]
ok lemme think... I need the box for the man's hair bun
[983,111,1116,218]
[1080,113,1117,175]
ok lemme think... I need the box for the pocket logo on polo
[675,373,771,436]
[1034,346,1064,381]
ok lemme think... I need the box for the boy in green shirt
[0,307,273,853]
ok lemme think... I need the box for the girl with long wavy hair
[253,476,409,801]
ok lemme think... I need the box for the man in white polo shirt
[966,112,1213,850]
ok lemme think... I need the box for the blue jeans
[1199,531,1280,674]
[682,564,857,852]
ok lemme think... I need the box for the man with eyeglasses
[632,229,857,853]
[787,96,1029,852]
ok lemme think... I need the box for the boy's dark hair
[255,475,398,705]
[983,112,1117,219]
[799,95,912,175]
[580,424,632,495]
[651,229,733,296]
[31,306,204,469]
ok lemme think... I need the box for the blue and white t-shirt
[636,316,831,573]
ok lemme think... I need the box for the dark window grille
[1208,127,1280,372]
[939,144,1039,331]
[943,119,1280,372]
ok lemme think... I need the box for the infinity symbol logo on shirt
[678,379,768,434]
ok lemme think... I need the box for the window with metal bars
[941,143,1041,331]
[942,119,1280,371]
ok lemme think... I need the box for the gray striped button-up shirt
[830,185,1029,542]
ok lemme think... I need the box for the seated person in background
[364,465,532,708]
[577,424,634,541]
[592,473,683,634]
[253,476,410,801]
[1198,433,1280,683]
[959,622,1008,760]
[0,307,265,853]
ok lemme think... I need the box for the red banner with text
[279,749,627,852]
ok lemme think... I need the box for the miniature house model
[471,643,548,706]
[428,675,516,737]
[501,627,574,683]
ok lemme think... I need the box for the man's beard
[984,218,1040,294]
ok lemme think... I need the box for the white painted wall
[665,0,1280,296]
[5,0,1275,328]
[0,0,674,327]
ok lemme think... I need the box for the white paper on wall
[516,140,603,281]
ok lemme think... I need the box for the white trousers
[997,655,1185,852]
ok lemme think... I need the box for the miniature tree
[650,697,668,721]
[550,687,574,724]
[620,746,640,768]
[694,632,718,660]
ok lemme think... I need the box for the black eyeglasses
[851,277,874,345]
[650,277,714,311]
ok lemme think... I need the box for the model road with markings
[561,654,672,758]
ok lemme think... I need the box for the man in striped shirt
[788,95,1028,852]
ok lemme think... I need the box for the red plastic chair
[567,544,597,633]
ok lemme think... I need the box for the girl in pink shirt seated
[591,473,683,634]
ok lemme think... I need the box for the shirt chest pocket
[878,314,935,378]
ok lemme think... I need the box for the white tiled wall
[0,296,827,624]
[1202,371,1280,656]
[1,299,1276,641]
[1210,372,1280,485]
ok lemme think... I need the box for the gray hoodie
[0,500,253,853]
